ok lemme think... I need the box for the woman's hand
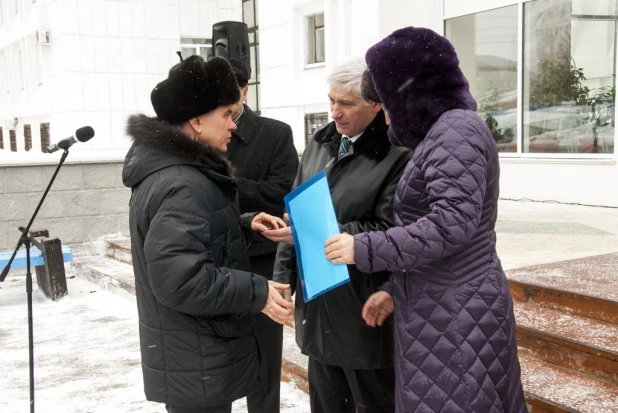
[362,291,394,327]
[324,233,355,265]
[261,281,295,324]
[251,213,286,232]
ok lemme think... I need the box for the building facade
[1,0,617,207]
[259,0,618,207]
[0,0,242,158]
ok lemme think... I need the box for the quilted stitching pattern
[354,110,526,412]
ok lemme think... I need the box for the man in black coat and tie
[224,58,299,413]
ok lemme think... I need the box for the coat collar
[123,114,236,192]
[314,110,392,161]
[232,104,258,145]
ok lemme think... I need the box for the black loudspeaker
[212,21,251,79]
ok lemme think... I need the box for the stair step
[515,300,618,384]
[71,256,135,298]
[519,350,618,413]
[510,279,618,326]
[507,252,618,325]
[106,238,132,265]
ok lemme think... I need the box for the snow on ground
[0,273,309,413]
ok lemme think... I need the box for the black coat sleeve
[144,177,269,316]
[339,151,411,235]
[272,155,304,293]
[235,125,299,216]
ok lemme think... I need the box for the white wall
[500,160,618,207]
[179,0,242,38]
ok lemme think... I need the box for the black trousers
[165,405,231,413]
[308,357,396,413]
[245,252,285,413]
[246,312,284,413]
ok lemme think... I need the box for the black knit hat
[151,55,240,124]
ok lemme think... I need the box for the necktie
[338,136,351,160]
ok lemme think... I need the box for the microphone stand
[0,148,71,413]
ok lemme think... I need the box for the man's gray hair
[327,57,367,97]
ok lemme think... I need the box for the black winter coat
[123,115,269,407]
[273,111,412,369]
[227,105,298,276]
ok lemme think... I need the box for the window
[306,13,325,64]
[40,122,50,153]
[14,46,24,90]
[446,6,518,153]
[523,0,615,154]
[180,38,212,61]
[24,124,31,151]
[0,127,4,149]
[305,112,329,146]
[243,0,260,113]
[9,129,16,152]
[445,0,616,155]
[0,51,7,93]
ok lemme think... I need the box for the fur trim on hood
[365,27,477,150]
[123,114,234,188]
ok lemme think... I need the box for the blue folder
[284,170,350,301]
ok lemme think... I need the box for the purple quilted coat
[354,27,527,412]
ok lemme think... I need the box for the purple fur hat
[365,27,477,149]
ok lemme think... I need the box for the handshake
[250,212,295,325]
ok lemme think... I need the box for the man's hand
[324,233,355,265]
[261,281,295,324]
[362,291,394,327]
[279,285,292,302]
[261,213,294,244]
[251,213,286,232]
[262,226,294,244]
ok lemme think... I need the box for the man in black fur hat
[122,55,295,413]
[223,57,298,413]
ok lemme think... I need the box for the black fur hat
[150,55,240,124]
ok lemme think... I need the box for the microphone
[47,126,95,153]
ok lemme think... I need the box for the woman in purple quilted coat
[325,27,527,413]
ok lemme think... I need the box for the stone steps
[73,239,618,412]
[105,237,133,266]
[514,299,618,385]
[519,350,618,413]
[507,252,618,325]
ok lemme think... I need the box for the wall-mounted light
[13,118,18,128]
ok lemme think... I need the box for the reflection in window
[306,13,325,65]
[445,6,518,152]
[9,129,16,152]
[524,0,616,154]
[24,124,31,151]
[305,112,329,146]
[40,122,50,153]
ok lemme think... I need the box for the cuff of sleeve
[354,233,372,273]
[379,280,395,296]
[250,274,270,313]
